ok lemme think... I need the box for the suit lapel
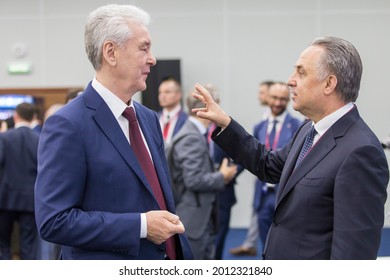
[258,121,267,142]
[275,106,359,206]
[84,86,160,206]
[277,114,292,148]
[275,121,308,203]
[277,129,336,205]
[134,103,176,211]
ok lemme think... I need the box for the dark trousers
[214,205,231,260]
[0,210,37,259]
[257,190,276,246]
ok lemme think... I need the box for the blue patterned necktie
[295,125,317,167]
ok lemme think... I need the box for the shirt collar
[314,102,354,137]
[188,116,207,135]
[268,110,287,124]
[92,77,134,119]
[162,104,182,120]
[14,122,31,129]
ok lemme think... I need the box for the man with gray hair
[35,4,192,260]
[192,37,389,259]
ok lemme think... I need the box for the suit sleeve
[35,114,142,254]
[331,144,388,259]
[0,136,4,164]
[173,133,225,192]
[213,118,290,184]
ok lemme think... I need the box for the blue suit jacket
[213,143,244,209]
[252,113,301,209]
[35,82,192,260]
[0,126,39,212]
[157,109,188,139]
[213,106,389,259]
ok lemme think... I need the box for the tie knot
[122,107,136,122]
[308,125,317,138]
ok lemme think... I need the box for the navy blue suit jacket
[0,126,39,212]
[252,113,301,209]
[213,106,388,259]
[213,144,244,209]
[157,109,188,139]
[35,82,193,260]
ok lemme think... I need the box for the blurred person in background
[157,77,188,146]
[0,103,39,259]
[229,80,275,257]
[165,91,237,259]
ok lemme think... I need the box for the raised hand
[192,83,231,129]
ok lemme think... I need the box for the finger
[164,212,180,224]
[191,107,208,113]
[221,157,229,166]
[172,220,185,234]
[194,83,213,102]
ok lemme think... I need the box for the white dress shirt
[312,102,354,145]
[92,77,148,239]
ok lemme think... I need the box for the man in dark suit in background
[0,103,39,259]
[157,77,188,146]
[166,94,237,259]
[35,4,192,260]
[229,80,274,257]
[251,82,301,249]
[202,83,245,260]
[192,36,389,259]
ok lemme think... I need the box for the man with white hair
[35,4,192,260]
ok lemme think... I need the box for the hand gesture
[219,158,238,184]
[192,83,231,129]
[145,210,185,245]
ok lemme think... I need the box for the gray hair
[311,37,362,103]
[203,83,220,104]
[187,84,219,116]
[187,95,205,116]
[85,4,150,71]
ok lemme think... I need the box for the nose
[275,98,283,106]
[287,73,296,87]
[148,51,157,66]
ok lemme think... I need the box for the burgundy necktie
[122,107,176,259]
[162,116,171,141]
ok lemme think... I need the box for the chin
[138,83,147,92]
[292,104,300,112]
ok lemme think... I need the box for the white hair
[84,4,150,70]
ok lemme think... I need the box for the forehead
[296,45,324,69]
[159,80,179,91]
[128,22,151,44]
[259,84,269,91]
[269,84,289,97]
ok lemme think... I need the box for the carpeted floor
[222,227,390,260]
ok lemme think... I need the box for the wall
[1,0,389,227]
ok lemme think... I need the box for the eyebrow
[140,40,151,47]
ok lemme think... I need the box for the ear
[101,41,117,67]
[324,75,337,96]
[13,112,20,123]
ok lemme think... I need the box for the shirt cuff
[140,213,147,238]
